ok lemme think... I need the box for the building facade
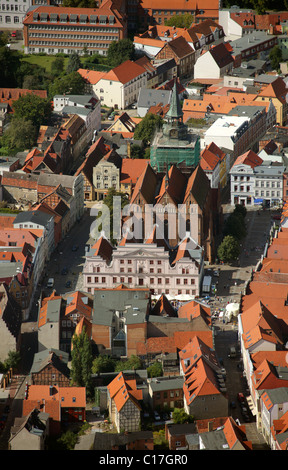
[23,1,127,55]
[83,235,204,298]
[0,0,31,30]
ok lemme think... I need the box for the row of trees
[217,204,247,263]
[223,0,288,14]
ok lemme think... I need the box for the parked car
[154,411,161,421]
[61,267,68,275]
[240,405,248,415]
[72,245,79,252]
[230,401,236,409]
[46,278,54,288]
[65,280,72,288]
[237,392,245,403]
[213,270,219,277]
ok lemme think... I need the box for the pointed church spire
[166,79,183,121]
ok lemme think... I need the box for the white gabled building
[79,60,147,109]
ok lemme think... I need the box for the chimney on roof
[208,421,214,432]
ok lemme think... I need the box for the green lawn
[21,55,70,73]
[21,55,112,73]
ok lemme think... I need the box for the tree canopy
[12,93,52,129]
[133,113,163,145]
[0,118,38,153]
[165,13,194,28]
[66,52,82,74]
[48,71,86,97]
[0,46,22,87]
[217,235,240,263]
[71,327,93,396]
[107,39,135,68]
[269,45,282,71]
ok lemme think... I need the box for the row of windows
[0,15,20,22]
[255,190,281,197]
[29,40,109,48]
[87,276,195,285]
[1,4,24,11]
[29,24,118,33]
[29,47,108,55]
[29,32,116,41]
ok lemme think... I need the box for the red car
[237,392,245,403]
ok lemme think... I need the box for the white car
[154,411,161,421]
[46,278,54,288]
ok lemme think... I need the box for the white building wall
[0,0,31,30]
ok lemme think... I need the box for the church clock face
[169,128,178,139]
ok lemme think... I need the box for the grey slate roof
[75,431,154,450]
[137,88,172,108]
[92,289,149,326]
[148,376,184,391]
[14,210,53,227]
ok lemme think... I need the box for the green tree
[71,327,93,395]
[269,45,282,71]
[1,118,37,153]
[13,93,52,129]
[223,212,246,240]
[217,235,240,263]
[133,113,163,145]
[66,52,81,74]
[147,362,163,378]
[233,203,247,219]
[172,408,194,424]
[48,71,86,97]
[51,56,65,77]
[92,355,116,374]
[130,144,145,159]
[114,355,143,372]
[56,430,78,450]
[4,351,21,371]
[165,13,194,28]
[107,39,135,67]
[0,46,22,87]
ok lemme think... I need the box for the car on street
[230,401,236,409]
[61,267,68,275]
[72,245,79,251]
[46,278,54,288]
[237,392,245,403]
[65,280,72,288]
[154,411,161,421]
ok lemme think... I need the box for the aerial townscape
[1,0,288,455]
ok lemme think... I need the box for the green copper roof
[165,80,183,120]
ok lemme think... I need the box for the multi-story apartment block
[23,0,127,55]
[230,150,284,207]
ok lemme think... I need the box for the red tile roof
[233,150,263,168]
[107,372,142,412]
[102,60,147,85]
